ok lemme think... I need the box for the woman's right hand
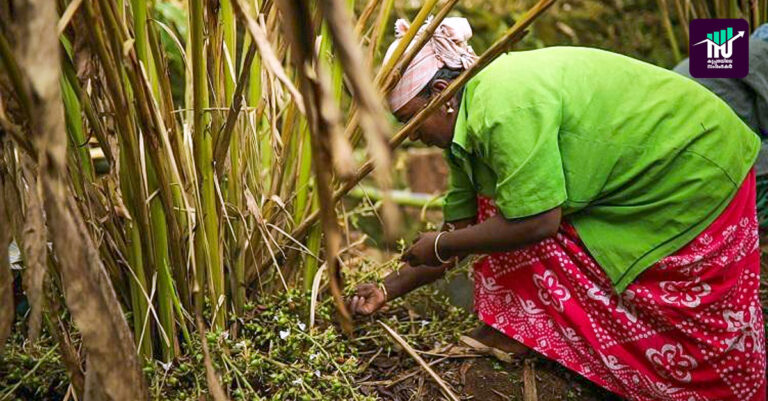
[347,283,387,316]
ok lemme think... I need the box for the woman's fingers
[359,301,373,315]
[357,283,374,296]
[349,283,387,316]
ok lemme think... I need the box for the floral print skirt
[473,170,766,401]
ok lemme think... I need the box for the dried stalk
[355,0,381,36]
[657,0,682,61]
[378,320,460,401]
[197,317,231,401]
[0,145,13,353]
[0,31,34,154]
[9,1,146,398]
[214,42,258,177]
[19,158,47,341]
[523,358,538,401]
[232,0,305,114]
[288,0,556,244]
[381,0,461,94]
[275,0,353,332]
[317,0,399,237]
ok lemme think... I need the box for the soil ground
[360,353,624,400]
[352,248,768,401]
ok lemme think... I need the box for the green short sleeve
[442,151,477,222]
[481,102,567,219]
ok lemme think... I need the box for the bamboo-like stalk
[221,0,244,318]
[283,0,555,253]
[382,0,462,95]
[0,146,13,352]
[0,31,34,154]
[190,0,226,330]
[658,0,682,61]
[661,0,767,54]
[7,0,147,397]
[318,0,402,241]
[61,73,95,192]
[128,222,154,359]
[213,43,258,175]
[221,0,237,101]
[132,0,179,361]
[375,0,440,84]
[350,0,457,147]
[348,186,443,208]
[367,0,395,63]
[275,0,353,331]
[355,0,381,36]
[232,0,305,113]
[752,0,761,29]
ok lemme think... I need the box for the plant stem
[190,0,226,329]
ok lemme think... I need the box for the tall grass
[0,0,555,397]
[658,0,768,62]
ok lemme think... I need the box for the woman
[348,17,766,401]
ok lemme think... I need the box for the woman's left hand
[401,231,445,266]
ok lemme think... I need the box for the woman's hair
[417,67,463,99]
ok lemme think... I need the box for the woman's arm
[400,207,561,267]
[348,217,474,316]
[439,207,561,258]
[386,216,475,296]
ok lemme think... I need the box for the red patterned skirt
[473,170,766,401]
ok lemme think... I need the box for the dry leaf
[0,154,14,353]
[19,157,46,341]
[10,1,147,399]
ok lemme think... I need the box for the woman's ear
[430,78,450,94]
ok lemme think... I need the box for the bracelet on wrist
[434,231,452,264]
[378,281,389,301]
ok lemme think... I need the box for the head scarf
[382,16,478,112]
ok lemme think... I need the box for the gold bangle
[378,281,389,301]
[434,231,452,264]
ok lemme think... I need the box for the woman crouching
[349,17,766,401]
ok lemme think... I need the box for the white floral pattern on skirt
[472,171,766,401]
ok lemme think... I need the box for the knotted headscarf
[383,16,478,112]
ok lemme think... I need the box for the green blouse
[443,47,760,292]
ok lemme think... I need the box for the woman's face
[393,79,458,149]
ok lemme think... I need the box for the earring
[446,104,455,114]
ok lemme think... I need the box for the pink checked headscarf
[383,16,478,112]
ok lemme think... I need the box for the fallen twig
[523,358,538,401]
[377,321,461,401]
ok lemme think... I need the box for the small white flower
[159,360,173,372]
[279,329,290,339]
[309,353,318,361]
[420,320,429,327]
[314,370,321,377]
[297,322,306,331]
[291,378,302,385]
